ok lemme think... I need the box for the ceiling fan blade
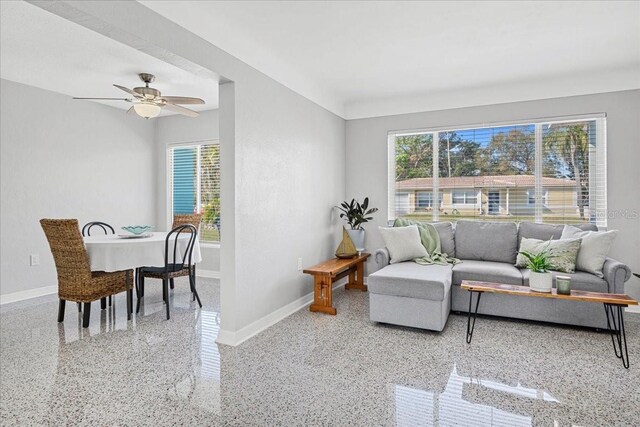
[127,106,136,115]
[161,96,205,105]
[163,102,199,117]
[73,97,131,101]
[113,84,142,98]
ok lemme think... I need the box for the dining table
[83,232,202,319]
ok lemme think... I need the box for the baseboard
[216,279,348,347]
[626,306,640,314]
[0,285,57,305]
[197,269,220,279]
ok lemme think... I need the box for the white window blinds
[389,115,607,227]
[168,142,220,242]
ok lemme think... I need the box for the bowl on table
[121,225,152,235]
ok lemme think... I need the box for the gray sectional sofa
[368,220,631,331]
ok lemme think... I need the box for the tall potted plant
[520,245,554,293]
[336,197,378,251]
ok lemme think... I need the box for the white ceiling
[141,0,640,119]
[0,1,218,116]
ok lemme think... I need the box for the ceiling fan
[73,73,204,118]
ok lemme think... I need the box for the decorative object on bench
[335,227,358,259]
[519,241,554,293]
[336,197,378,251]
[556,275,572,295]
[561,225,617,277]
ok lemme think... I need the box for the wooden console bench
[303,253,370,315]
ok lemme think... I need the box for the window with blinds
[389,115,606,227]
[168,142,220,242]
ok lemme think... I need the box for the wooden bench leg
[345,261,367,291]
[310,275,337,315]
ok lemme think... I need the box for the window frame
[166,139,220,244]
[388,113,607,226]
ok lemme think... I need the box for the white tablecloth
[83,232,202,272]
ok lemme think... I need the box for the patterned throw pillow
[515,237,582,273]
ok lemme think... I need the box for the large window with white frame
[168,141,220,242]
[389,115,607,226]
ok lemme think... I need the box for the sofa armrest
[375,247,390,268]
[602,257,631,294]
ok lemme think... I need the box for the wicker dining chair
[137,224,202,320]
[172,213,203,231]
[82,221,116,309]
[40,219,134,328]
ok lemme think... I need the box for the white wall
[154,109,220,274]
[0,79,155,298]
[346,89,640,301]
[33,0,347,344]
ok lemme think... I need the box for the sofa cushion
[561,225,617,278]
[516,237,582,273]
[452,260,523,286]
[520,269,607,293]
[433,222,455,257]
[368,263,452,301]
[518,221,598,244]
[378,225,428,264]
[454,220,518,264]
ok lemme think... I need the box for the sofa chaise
[368,220,631,331]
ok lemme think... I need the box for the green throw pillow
[515,237,582,274]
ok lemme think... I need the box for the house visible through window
[389,115,606,226]
[168,142,220,242]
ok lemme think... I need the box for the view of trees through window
[170,143,220,242]
[393,118,604,225]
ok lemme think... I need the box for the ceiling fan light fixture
[133,102,161,119]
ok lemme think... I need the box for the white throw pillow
[378,225,428,264]
[561,225,617,278]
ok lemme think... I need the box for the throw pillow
[378,225,428,264]
[515,237,582,273]
[561,225,617,278]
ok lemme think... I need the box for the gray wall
[32,0,347,342]
[346,89,640,301]
[0,79,155,297]
[154,109,220,273]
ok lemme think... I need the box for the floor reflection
[396,365,559,427]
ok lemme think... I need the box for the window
[416,191,443,209]
[452,190,477,205]
[168,142,220,242]
[526,189,548,206]
[389,115,606,226]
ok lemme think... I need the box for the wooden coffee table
[303,253,370,315]
[461,280,638,369]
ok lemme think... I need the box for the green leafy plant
[337,197,378,230]
[519,243,555,273]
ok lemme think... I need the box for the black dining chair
[137,224,202,319]
[81,221,115,237]
[81,221,116,309]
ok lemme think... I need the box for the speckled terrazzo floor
[1,278,639,426]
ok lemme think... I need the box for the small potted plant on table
[520,245,554,293]
[336,197,378,251]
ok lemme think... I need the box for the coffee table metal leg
[466,291,482,344]
[604,303,629,369]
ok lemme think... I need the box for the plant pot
[529,271,552,293]
[347,229,365,252]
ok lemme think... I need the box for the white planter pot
[347,229,366,252]
[529,271,552,293]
